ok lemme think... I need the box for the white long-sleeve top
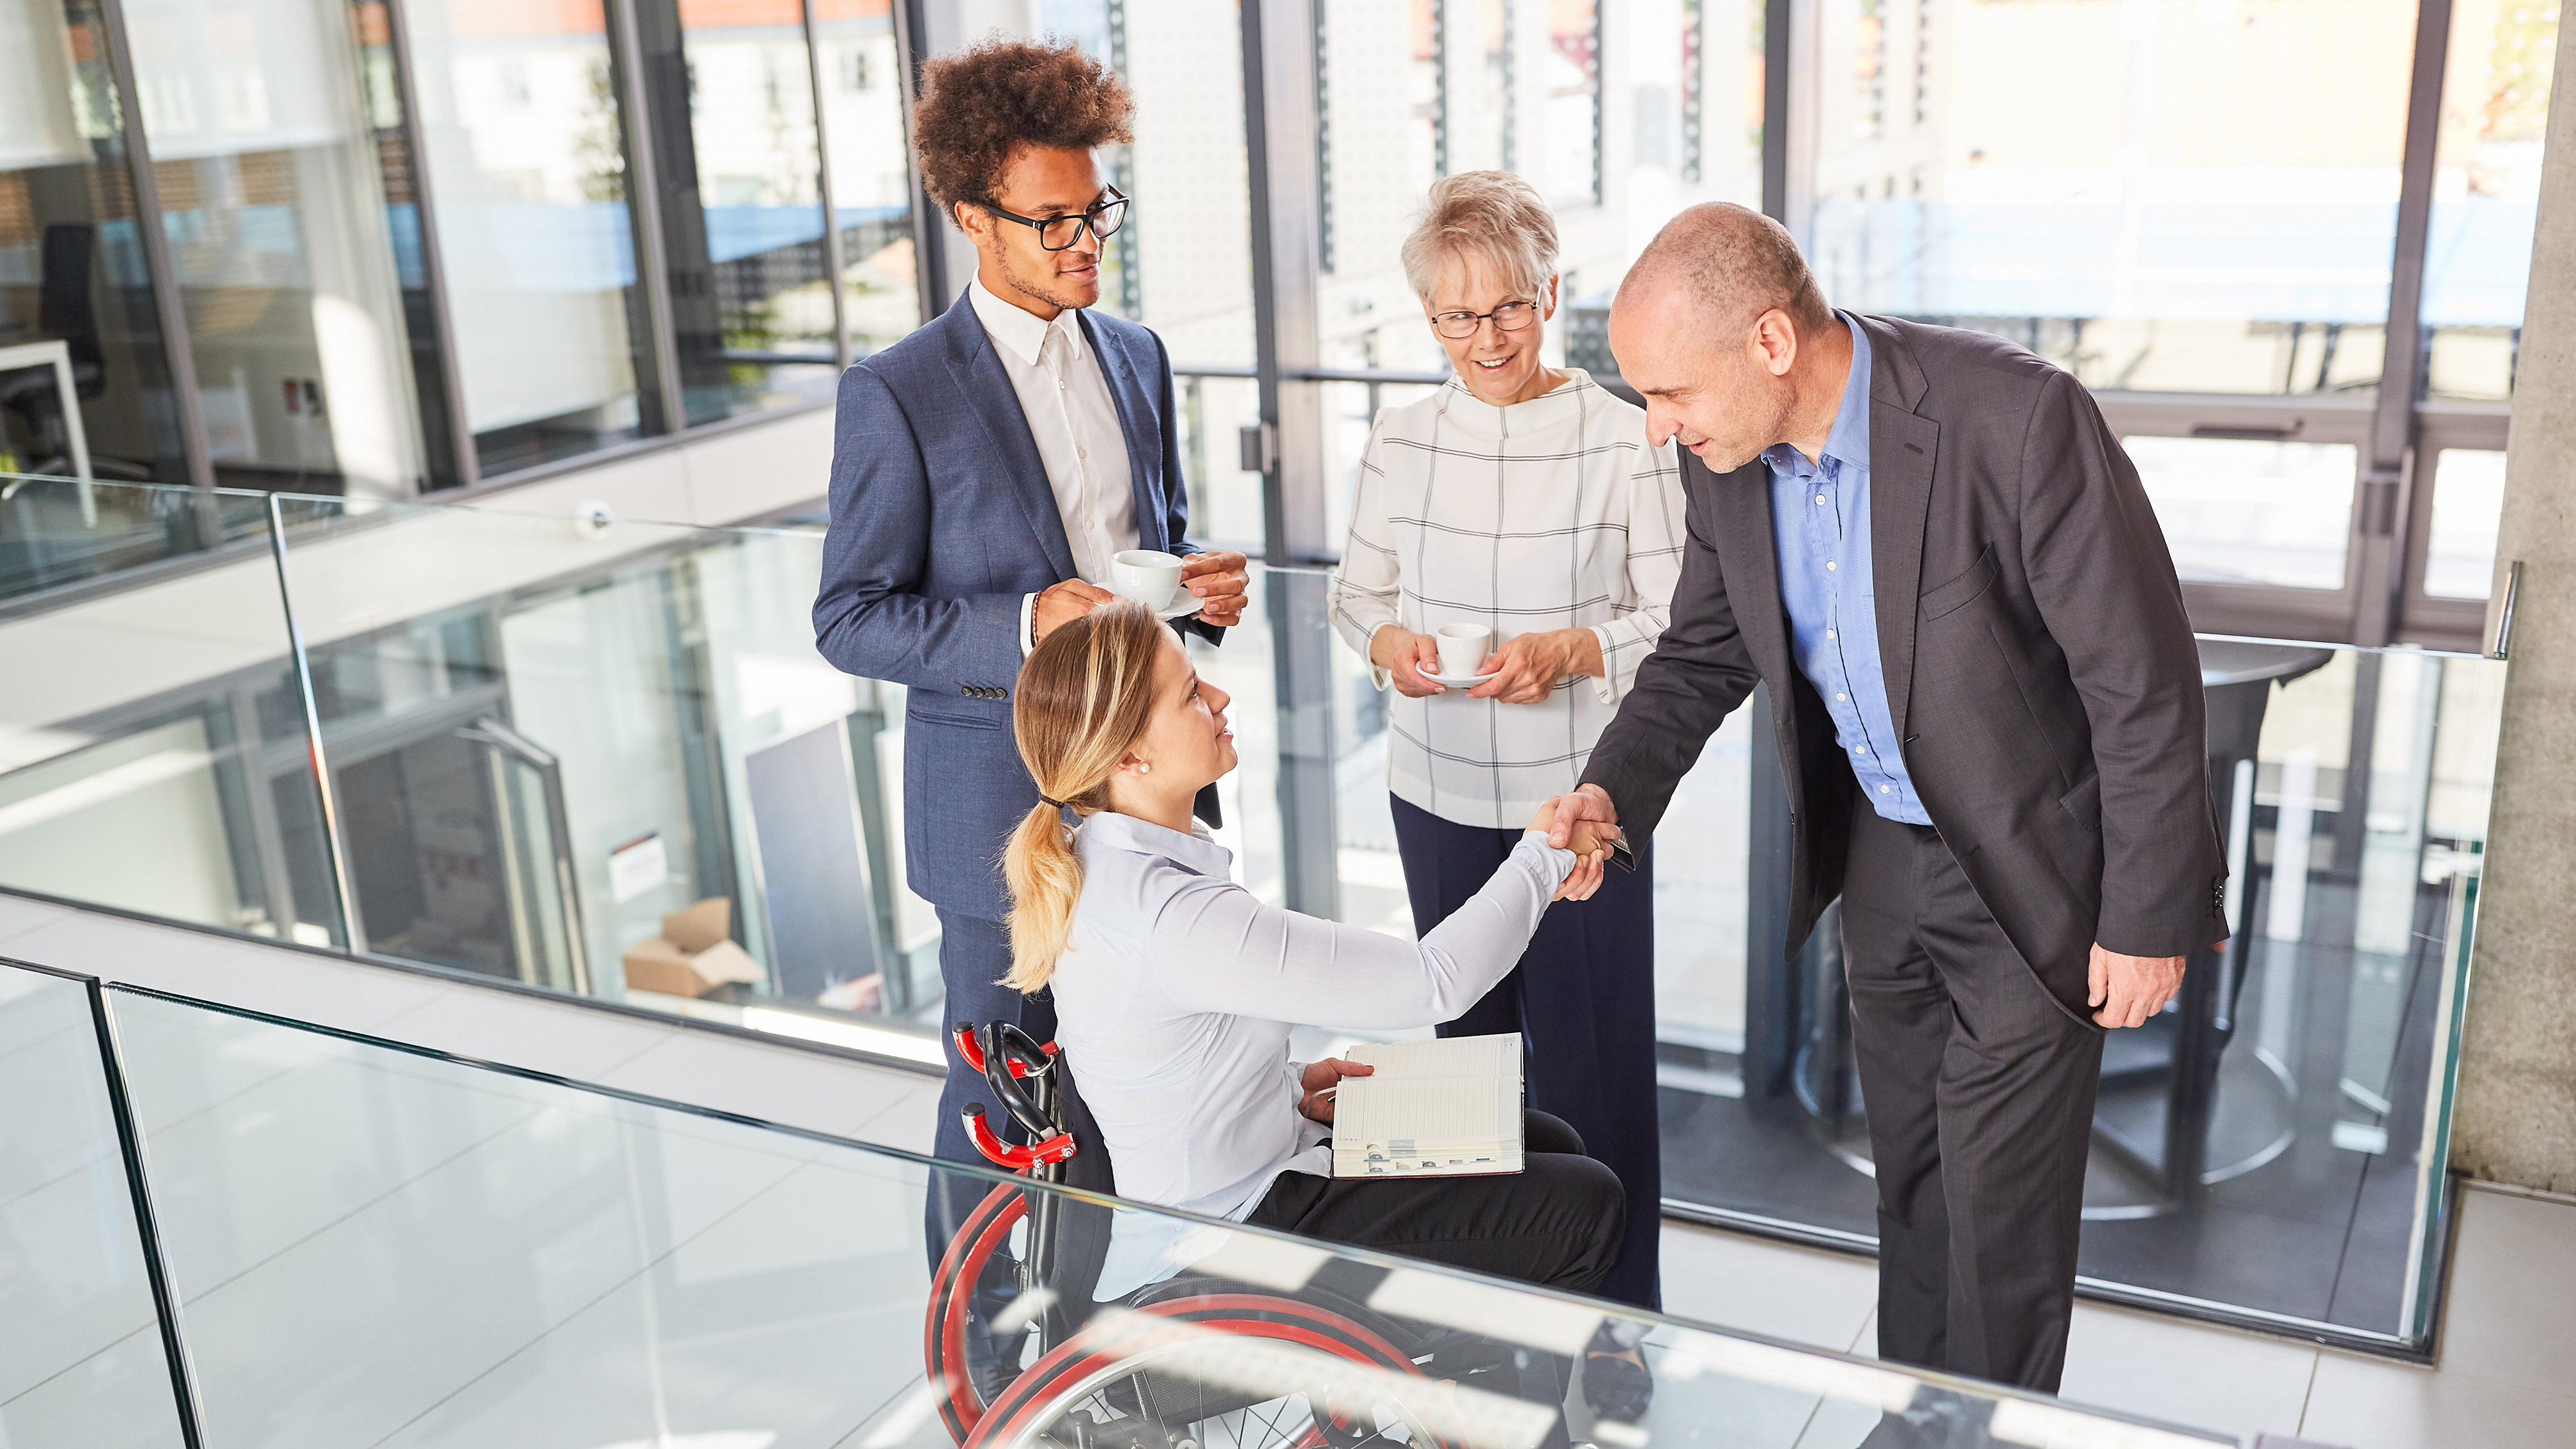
[1047,810,1577,1298]
[1327,369,1685,829]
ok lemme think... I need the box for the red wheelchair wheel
[924,1180,1028,1443]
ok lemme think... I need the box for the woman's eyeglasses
[983,187,1131,252]
[1430,300,1538,340]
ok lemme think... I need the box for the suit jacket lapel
[942,299,1078,580]
[1712,457,1794,689]
[1081,312,1168,552]
[1862,316,1938,746]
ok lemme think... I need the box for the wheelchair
[926,1022,1573,1449]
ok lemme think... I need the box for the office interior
[1,0,2568,1446]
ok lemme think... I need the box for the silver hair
[1399,171,1560,306]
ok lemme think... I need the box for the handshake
[1525,784,1621,902]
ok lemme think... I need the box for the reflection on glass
[1542,0,1600,208]
[0,1,193,489]
[0,966,190,1449]
[1454,0,1513,175]
[2125,435,2356,590]
[1179,370,1264,549]
[1037,0,1143,314]
[123,0,433,497]
[103,986,2234,1449]
[641,0,838,424]
[1069,0,1255,364]
[270,497,943,1031]
[399,0,652,475]
[1314,0,1761,381]
[0,478,323,941]
[2423,447,2505,600]
[812,0,919,358]
[1812,0,2420,395]
[1408,0,1441,181]
[0,468,270,601]
[2425,0,2557,399]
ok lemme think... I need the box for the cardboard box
[620,898,767,998]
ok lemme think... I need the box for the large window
[2126,436,2359,592]
[124,0,435,497]
[639,0,840,426]
[1312,0,1759,373]
[2420,446,2506,600]
[1813,0,2422,397]
[0,0,194,490]
[813,0,920,359]
[1039,0,1265,549]
[399,0,656,475]
[2425,0,2557,399]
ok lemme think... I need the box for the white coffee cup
[1109,549,1184,611]
[1435,623,1492,678]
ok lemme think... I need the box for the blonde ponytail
[1001,802,1081,991]
[999,600,1167,991]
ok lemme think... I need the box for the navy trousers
[923,908,1057,1270]
[1387,795,1663,1309]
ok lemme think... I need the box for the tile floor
[8,894,2576,1449]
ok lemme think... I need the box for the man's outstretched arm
[1563,467,1763,851]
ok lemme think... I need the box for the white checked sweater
[1328,369,1685,829]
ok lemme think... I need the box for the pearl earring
[1136,761,1151,775]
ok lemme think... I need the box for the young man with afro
[810,34,1247,1309]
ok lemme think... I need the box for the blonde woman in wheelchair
[1000,599,1630,1309]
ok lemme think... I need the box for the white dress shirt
[1328,370,1685,829]
[1048,810,1577,1298]
[967,276,1140,654]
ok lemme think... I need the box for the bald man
[1548,205,2225,1394]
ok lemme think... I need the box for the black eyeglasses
[1429,299,1539,339]
[982,187,1131,252]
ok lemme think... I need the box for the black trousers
[1842,805,2106,1393]
[924,908,1056,1269]
[1247,1109,1626,1296]
[1387,795,1663,1309]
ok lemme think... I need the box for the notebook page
[1331,1074,1524,1176]
[1343,1032,1519,1081]
[1335,1075,1515,1148]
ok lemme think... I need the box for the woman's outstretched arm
[1143,831,1577,1029]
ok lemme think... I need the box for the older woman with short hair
[1329,171,1682,1330]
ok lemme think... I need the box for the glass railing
[0,470,2507,1357]
[1,957,2236,1448]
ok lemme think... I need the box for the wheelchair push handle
[951,1021,1056,1077]
[959,1021,1060,1144]
[961,1103,1078,1172]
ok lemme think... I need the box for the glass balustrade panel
[0,475,333,944]
[0,963,189,1449]
[102,983,2237,1449]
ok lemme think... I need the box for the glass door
[461,717,588,996]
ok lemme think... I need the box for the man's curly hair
[914,38,1135,223]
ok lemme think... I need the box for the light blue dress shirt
[1763,316,1930,826]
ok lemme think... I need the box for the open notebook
[1329,1033,1524,1179]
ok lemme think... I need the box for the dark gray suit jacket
[813,296,1213,923]
[1581,315,2226,1018]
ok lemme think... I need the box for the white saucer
[1155,597,1204,621]
[1421,668,1498,688]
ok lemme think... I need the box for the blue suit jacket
[813,294,1214,922]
